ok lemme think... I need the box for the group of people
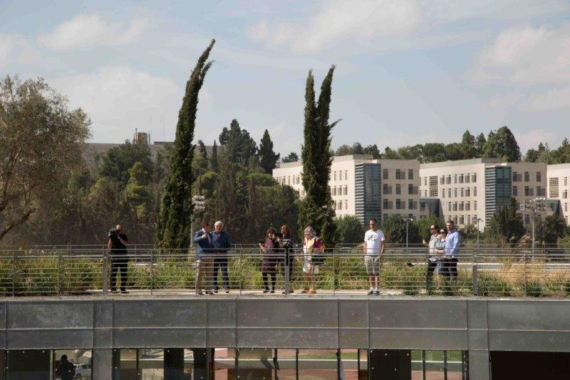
[107,217,460,296]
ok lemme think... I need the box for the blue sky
[2,0,570,156]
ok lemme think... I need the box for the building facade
[273,155,421,225]
[547,163,570,226]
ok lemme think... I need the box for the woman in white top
[302,226,324,294]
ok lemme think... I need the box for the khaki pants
[196,257,213,292]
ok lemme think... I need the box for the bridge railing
[0,247,568,297]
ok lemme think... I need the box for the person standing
[301,227,324,294]
[258,228,280,293]
[211,221,232,293]
[55,355,76,380]
[108,224,130,294]
[443,220,460,281]
[280,225,295,294]
[423,224,440,292]
[363,218,385,296]
[194,221,214,295]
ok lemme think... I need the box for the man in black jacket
[108,224,130,293]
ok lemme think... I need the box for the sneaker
[375,290,380,296]
[406,262,414,267]
[309,289,317,294]
[270,290,275,294]
[110,289,118,294]
[196,291,204,296]
[290,289,294,293]
[263,289,269,293]
[120,290,129,294]
[225,289,230,294]
[213,289,218,294]
[207,290,214,295]
[367,289,374,295]
[301,289,309,294]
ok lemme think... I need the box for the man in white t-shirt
[363,218,385,296]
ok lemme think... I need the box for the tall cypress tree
[259,129,280,174]
[211,140,219,172]
[299,66,339,246]
[156,40,215,250]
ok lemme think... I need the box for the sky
[1,0,570,156]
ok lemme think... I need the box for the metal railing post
[284,249,290,296]
[332,249,336,296]
[523,248,528,296]
[150,250,154,296]
[239,249,243,296]
[12,250,16,298]
[57,250,62,296]
[102,248,108,296]
[472,249,478,296]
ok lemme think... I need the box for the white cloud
[248,0,422,53]
[512,128,556,152]
[526,86,570,112]
[53,66,184,142]
[487,91,523,109]
[38,13,148,51]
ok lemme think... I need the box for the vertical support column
[468,350,490,380]
[369,349,411,380]
[93,349,113,380]
[164,349,184,380]
[192,348,209,380]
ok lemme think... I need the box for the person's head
[267,228,276,238]
[281,225,290,237]
[202,221,210,233]
[304,226,315,240]
[440,228,448,239]
[446,220,454,231]
[214,221,223,233]
[116,224,122,232]
[430,224,438,235]
[369,218,378,231]
[61,355,68,362]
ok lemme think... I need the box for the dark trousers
[213,258,229,290]
[441,257,458,280]
[262,272,276,290]
[111,257,128,291]
[426,260,438,280]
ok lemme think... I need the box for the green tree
[363,144,381,158]
[383,147,401,159]
[299,67,339,246]
[543,214,567,245]
[219,119,258,165]
[416,215,441,242]
[482,126,521,162]
[125,162,153,241]
[282,152,299,163]
[475,133,486,155]
[381,215,421,244]
[198,140,208,161]
[335,216,365,244]
[156,39,215,250]
[258,129,280,174]
[210,140,219,172]
[524,148,539,162]
[99,140,153,186]
[488,197,525,244]
[0,75,90,241]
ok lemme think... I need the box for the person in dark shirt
[108,224,130,293]
[280,224,295,294]
[258,228,280,293]
[55,355,75,380]
[194,221,214,295]
[211,221,232,293]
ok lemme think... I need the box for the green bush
[477,273,512,297]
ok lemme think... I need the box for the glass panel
[114,349,139,380]
[214,348,237,379]
[276,349,297,380]
[411,350,422,380]
[139,349,163,379]
[298,349,338,379]
[237,348,273,379]
[424,350,445,379]
[7,350,51,380]
[340,349,359,380]
[446,350,467,380]
[54,349,91,379]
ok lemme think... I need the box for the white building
[547,164,570,225]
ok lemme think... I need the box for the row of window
[276,175,301,186]
[332,186,348,196]
[438,187,478,199]
[513,171,542,183]
[428,173,477,186]
[384,168,415,180]
[445,201,478,212]
[333,199,349,211]
[333,170,349,181]
[383,199,418,210]
[445,214,479,225]
[513,186,546,197]
[383,184,419,195]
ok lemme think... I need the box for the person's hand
[422,239,427,245]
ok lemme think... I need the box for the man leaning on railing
[194,221,214,295]
[211,221,232,294]
[442,220,460,282]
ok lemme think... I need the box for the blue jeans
[213,258,229,290]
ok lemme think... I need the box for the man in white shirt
[363,218,385,296]
[423,224,440,292]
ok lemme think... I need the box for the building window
[442,190,446,198]
[383,184,391,195]
[524,214,530,225]
[332,187,336,196]
[465,175,470,184]
[344,170,348,180]
[513,186,518,196]
[466,188,471,197]
[440,176,445,185]
[344,186,348,196]
[459,202,464,211]
[454,188,458,197]
[550,178,560,198]
[383,169,389,180]
[333,171,337,181]
[466,201,470,211]
[448,188,451,198]
[565,203,568,212]
[454,174,457,184]
[459,174,464,184]
[472,173,477,182]
[524,172,529,182]
[410,169,415,180]
[408,199,414,209]
[474,187,477,197]
[459,216,464,225]
[448,203,451,211]
[537,186,545,197]
[564,190,568,199]
[460,188,464,197]
[513,172,518,182]
[345,200,348,209]
[396,184,401,195]
[446,175,451,184]
[338,201,342,211]
[332,202,336,211]
[536,172,542,182]
[453,202,458,211]
[474,201,477,210]
[565,177,568,186]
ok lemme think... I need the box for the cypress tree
[259,129,280,174]
[211,140,219,172]
[198,140,208,160]
[299,66,339,246]
[156,40,215,250]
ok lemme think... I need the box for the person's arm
[363,237,367,255]
[380,240,386,256]
[107,239,112,250]
[193,230,204,243]
[118,234,130,247]
[225,234,232,255]
[451,233,460,255]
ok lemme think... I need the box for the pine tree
[155,40,215,250]
[259,129,280,174]
[299,66,339,246]
[198,140,208,160]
